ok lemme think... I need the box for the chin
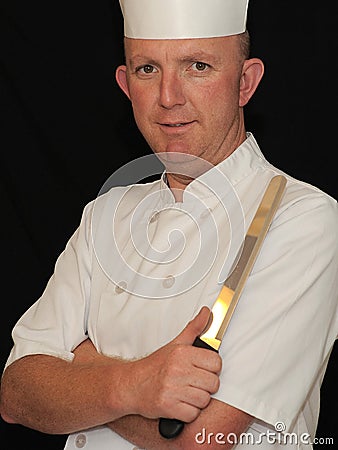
[154,150,213,180]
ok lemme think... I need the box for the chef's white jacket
[4,133,338,449]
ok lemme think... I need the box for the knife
[159,174,287,439]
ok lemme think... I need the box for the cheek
[128,88,160,146]
[203,87,239,126]
[129,92,149,129]
[196,76,240,114]
[130,89,147,113]
[129,87,156,125]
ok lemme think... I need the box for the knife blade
[159,174,287,439]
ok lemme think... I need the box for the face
[116,35,263,181]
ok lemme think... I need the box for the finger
[168,386,212,422]
[169,403,201,424]
[190,347,222,374]
[181,386,212,410]
[175,306,212,345]
[188,367,220,395]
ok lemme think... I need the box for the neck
[166,174,191,202]
[165,131,247,201]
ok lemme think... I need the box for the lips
[160,120,195,128]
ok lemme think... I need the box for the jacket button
[75,433,86,448]
[163,275,175,288]
[115,281,127,294]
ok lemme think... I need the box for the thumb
[174,306,212,345]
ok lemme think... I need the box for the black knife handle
[158,337,219,439]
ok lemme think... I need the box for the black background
[0,1,337,448]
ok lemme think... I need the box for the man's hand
[123,306,222,423]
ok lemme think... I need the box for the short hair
[239,30,251,60]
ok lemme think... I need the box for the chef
[1,1,338,449]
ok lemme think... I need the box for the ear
[239,58,264,107]
[115,65,131,100]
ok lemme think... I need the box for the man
[1,0,337,449]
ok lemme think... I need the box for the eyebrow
[180,52,221,64]
[128,52,221,67]
[128,56,158,67]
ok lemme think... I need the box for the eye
[136,64,156,74]
[192,62,210,71]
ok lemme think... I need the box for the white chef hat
[119,0,249,40]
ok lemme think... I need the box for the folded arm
[109,401,252,450]
[0,348,132,434]
[1,307,234,440]
[74,338,253,450]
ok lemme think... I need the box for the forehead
[124,35,239,61]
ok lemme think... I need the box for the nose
[159,71,186,109]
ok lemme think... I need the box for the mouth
[159,121,195,130]
[163,121,193,126]
[165,123,188,127]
